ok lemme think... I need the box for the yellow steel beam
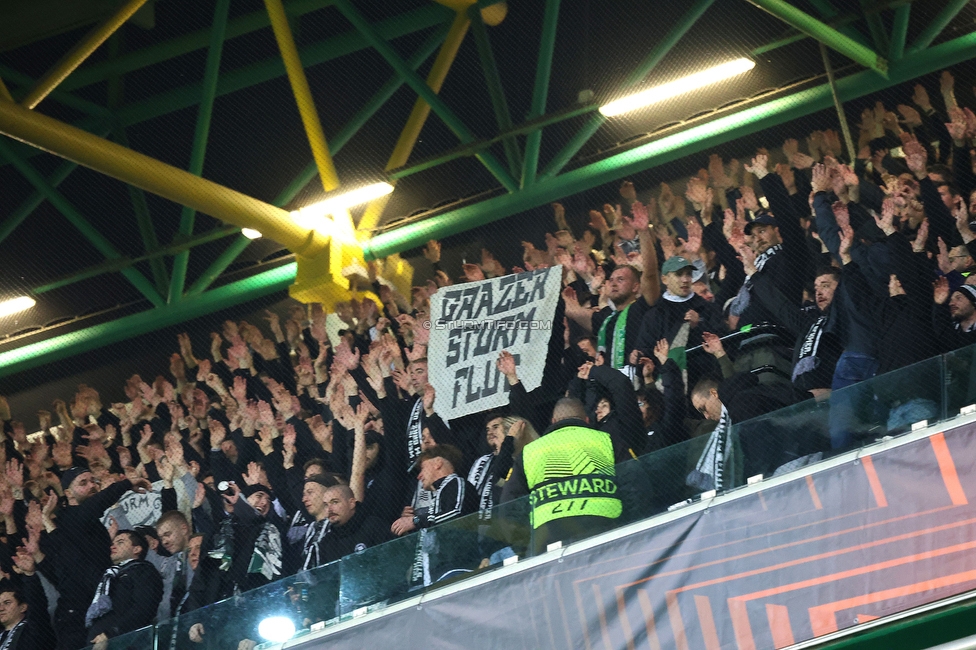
[0,99,329,257]
[356,10,470,234]
[263,0,340,192]
[0,77,12,103]
[20,0,151,110]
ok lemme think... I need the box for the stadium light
[0,296,36,318]
[599,58,756,117]
[291,181,393,231]
[241,228,262,239]
[258,616,296,643]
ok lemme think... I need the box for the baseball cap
[744,213,777,234]
[661,256,695,275]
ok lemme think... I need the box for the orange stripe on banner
[636,590,662,650]
[592,583,613,650]
[930,432,969,505]
[806,475,823,510]
[808,567,976,636]
[615,586,636,650]
[573,582,594,650]
[728,597,756,650]
[666,592,690,650]
[766,604,796,649]
[758,491,768,511]
[861,455,888,507]
[736,538,976,611]
[667,517,976,597]
[614,505,956,592]
[694,595,722,650]
[857,614,879,622]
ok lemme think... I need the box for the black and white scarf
[406,398,424,470]
[0,620,25,650]
[729,244,782,317]
[687,405,733,492]
[793,315,828,380]
[301,518,330,571]
[86,561,126,627]
[468,454,495,520]
[210,517,282,581]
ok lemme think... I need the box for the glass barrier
[80,344,976,650]
[80,625,154,650]
[728,354,947,487]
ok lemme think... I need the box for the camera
[217,480,236,495]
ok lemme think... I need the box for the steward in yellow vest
[503,398,622,554]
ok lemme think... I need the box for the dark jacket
[751,270,842,394]
[318,506,390,565]
[86,559,163,641]
[39,480,136,609]
[568,365,646,460]
[737,174,812,328]
[0,574,56,650]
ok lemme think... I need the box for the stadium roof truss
[0,0,972,376]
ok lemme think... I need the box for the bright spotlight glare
[241,228,263,240]
[599,58,756,117]
[258,616,296,643]
[0,296,36,318]
[293,182,394,223]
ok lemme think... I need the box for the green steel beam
[60,0,337,92]
[743,0,888,75]
[333,0,519,193]
[0,65,114,119]
[184,234,254,297]
[889,3,911,60]
[170,0,232,304]
[0,123,112,246]
[907,0,970,52]
[362,30,976,261]
[805,0,873,46]
[272,23,450,208]
[114,6,451,129]
[0,160,79,245]
[0,139,165,308]
[751,0,910,57]
[0,263,297,379]
[539,0,715,181]
[2,5,451,166]
[860,0,890,53]
[387,103,597,182]
[468,5,521,179]
[112,128,169,295]
[521,0,561,188]
[32,226,240,294]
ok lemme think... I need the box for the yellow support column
[356,10,471,234]
[0,99,329,257]
[263,0,340,192]
[21,0,150,109]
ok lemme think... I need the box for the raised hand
[937,236,952,274]
[497,350,518,380]
[811,163,830,193]
[934,275,950,304]
[653,338,670,366]
[577,361,593,381]
[423,240,441,264]
[740,185,760,212]
[619,181,637,203]
[913,219,930,253]
[902,135,928,177]
[5,459,23,490]
[744,153,769,179]
[702,332,726,358]
[630,201,650,230]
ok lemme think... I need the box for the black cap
[303,475,339,489]
[241,483,275,502]
[60,467,89,492]
[744,213,777,235]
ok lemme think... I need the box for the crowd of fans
[0,69,975,649]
